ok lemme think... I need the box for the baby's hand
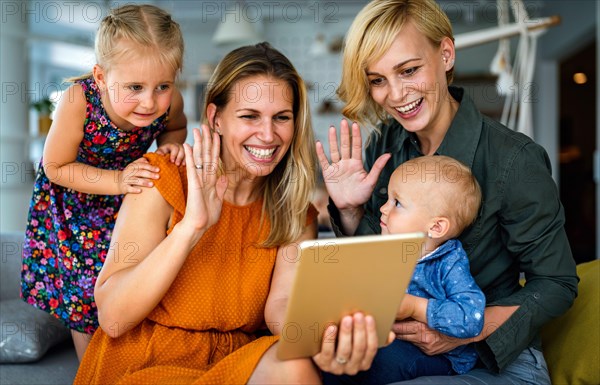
[156,143,185,166]
[396,294,417,320]
[118,157,160,194]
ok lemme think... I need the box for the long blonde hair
[338,0,454,136]
[68,4,183,82]
[203,42,317,247]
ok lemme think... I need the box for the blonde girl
[21,4,186,361]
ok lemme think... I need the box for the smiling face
[93,50,176,131]
[366,21,455,138]
[210,75,295,180]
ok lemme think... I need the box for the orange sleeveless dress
[74,153,316,384]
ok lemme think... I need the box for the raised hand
[179,126,228,238]
[316,120,391,211]
[118,157,160,194]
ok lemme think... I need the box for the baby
[377,155,485,381]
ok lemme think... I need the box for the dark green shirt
[329,87,578,372]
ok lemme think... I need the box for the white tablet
[277,232,425,360]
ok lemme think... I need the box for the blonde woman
[317,1,577,384]
[74,42,368,384]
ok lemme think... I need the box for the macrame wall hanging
[454,0,560,138]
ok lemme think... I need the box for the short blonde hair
[338,0,454,135]
[69,4,183,81]
[203,42,317,247]
[394,156,481,237]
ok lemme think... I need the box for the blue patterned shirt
[408,239,485,374]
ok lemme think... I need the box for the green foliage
[30,98,55,114]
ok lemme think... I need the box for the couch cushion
[1,232,70,363]
[0,299,70,363]
[0,340,78,385]
[541,259,599,385]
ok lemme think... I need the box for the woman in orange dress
[74,43,383,384]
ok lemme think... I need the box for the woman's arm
[392,304,518,355]
[263,218,318,333]
[95,127,227,338]
[43,84,160,195]
[476,142,577,370]
[94,185,193,337]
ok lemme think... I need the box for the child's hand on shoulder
[118,157,160,194]
[156,143,185,166]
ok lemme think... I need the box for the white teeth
[396,98,422,114]
[245,146,276,159]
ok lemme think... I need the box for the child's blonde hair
[69,4,184,82]
[395,156,481,237]
[203,42,317,247]
[338,0,454,135]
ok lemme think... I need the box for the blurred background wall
[1,0,597,262]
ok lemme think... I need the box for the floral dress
[21,77,169,333]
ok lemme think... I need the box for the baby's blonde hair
[68,4,184,82]
[338,0,454,135]
[394,156,481,237]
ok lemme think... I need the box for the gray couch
[0,231,78,385]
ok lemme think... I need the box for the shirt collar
[435,87,482,169]
[418,239,459,263]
